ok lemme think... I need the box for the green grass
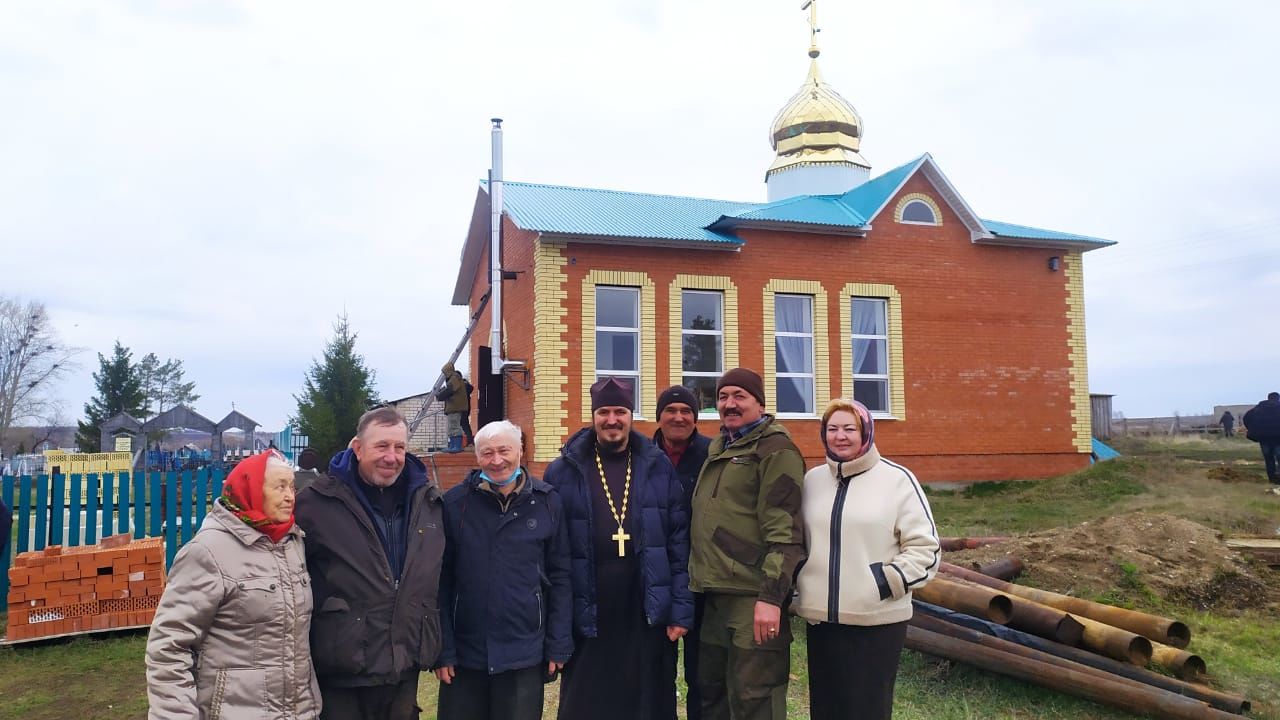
[2,436,1277,719]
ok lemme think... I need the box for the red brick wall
[458,174,1090,482]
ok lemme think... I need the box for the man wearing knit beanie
[689,368,806,719]
[653,385,712,720]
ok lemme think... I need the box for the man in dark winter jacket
[1243,392,1280,484]
[545,376,694,720]
[295,407,445,720]
[653,385,711,720]
[435,419,573,720]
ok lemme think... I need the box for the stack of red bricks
[5,534,166,641]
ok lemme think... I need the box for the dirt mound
[946,512,1277,611]
[1206,465,1266,483]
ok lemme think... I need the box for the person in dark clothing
[1243,393,1280,484]
[652,385,711,720]
[294,446,323,493]
[544,377,694,720]
[435,419,573,720]
[1220,411,1236,438]
[295,407,446,720]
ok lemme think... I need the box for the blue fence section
[1,469,226,612]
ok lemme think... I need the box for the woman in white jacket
[794,398,940,720]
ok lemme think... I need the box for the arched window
[901,200,936,224]
[894,193,943,226]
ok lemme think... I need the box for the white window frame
[899,199,938,226]
[680,289,724,419]
[774,293,815,417]
[595,286,641,411]
[850,297,891,416]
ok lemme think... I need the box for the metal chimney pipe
[489,118,505,375]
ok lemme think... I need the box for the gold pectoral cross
[612,527,631,557]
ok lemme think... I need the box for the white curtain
[775,296,811,373]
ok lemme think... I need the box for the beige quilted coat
[146,500,320,719]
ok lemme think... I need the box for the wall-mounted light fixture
[1048,256,1061,272]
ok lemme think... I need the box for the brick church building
[447,25,1112,483]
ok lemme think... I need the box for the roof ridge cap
[479,178,758,206]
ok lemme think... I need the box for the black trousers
[806,621,907,720]
[438,665,545,720]
[319,675,421,720]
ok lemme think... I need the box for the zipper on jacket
[828,477,850,623]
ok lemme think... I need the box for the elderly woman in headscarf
[146,449,320,719]
[793,398,940,720]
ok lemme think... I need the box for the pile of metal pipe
[940,561,1192,648]
[911,555,1247,714]
[906,620,1246,719]
[913,602,1248,714]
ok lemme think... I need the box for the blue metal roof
[839,156,925,220]
[483,162,1113,249]
[488,180,753,245]
[980,218,1115,247]
[715,193,867,230]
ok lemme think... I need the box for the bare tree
[0,296,78,454]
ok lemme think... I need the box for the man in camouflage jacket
[689,368,806,720]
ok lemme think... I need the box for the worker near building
[652,385,712,720]
[295,407,445,720]
[794,398,939,720]
[1243,392,1280,485]
[545,376,693,720]
[440,362,474,452]
[689,368,807,720]
[435,419,573,720]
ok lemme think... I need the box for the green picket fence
[1,469,227,612]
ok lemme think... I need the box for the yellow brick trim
[894,192,943,226]
[668,275,739,412]
[762,279,829,415]
[581,270,657,422]
[839,283,906,420]
[532,242,570,462]
[1063,252,1092,452]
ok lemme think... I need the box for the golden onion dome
[767,55,869,177]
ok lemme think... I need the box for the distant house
[448,38,1113,482]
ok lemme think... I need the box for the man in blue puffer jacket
[545,376,694,720]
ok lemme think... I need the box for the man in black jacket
[653,385,711,720]
[1243,392,1280,485]
[435,419,573,720]
[296,407,445,720]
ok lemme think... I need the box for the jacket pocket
[712,526,763,567]
[311,597,367,676]
[418,603,442,669]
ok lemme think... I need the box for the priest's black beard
[596,435,628,455]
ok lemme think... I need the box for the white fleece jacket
[794,446,940,626]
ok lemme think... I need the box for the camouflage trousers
[697,593,790,720]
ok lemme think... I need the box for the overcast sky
[2,1,1277,431]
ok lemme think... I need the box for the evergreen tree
[76,341,146,452]
[138,352,200,417]
[293,315,379,461]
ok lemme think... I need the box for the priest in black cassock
[544,376,694,720]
